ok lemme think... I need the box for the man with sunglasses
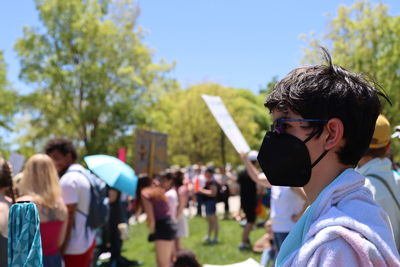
[253,48,399,266]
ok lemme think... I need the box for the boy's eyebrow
[275,116,292,121]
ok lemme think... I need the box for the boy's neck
[304,160,353,203]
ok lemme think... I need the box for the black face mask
[257,131,328,187]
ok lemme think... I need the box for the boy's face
[271,109,326,170]
[47,150,73,175]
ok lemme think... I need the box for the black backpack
[215,180,228,203]
[68,169,110,230]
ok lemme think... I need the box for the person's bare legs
[206,215,213,239]
[212,214,219,240]
[242,222,254,244]
[206,214,218,242]
[175,237,181,251]
[155,240,174,267]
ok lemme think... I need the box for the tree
[259,76,279,95]
[0,51,18,157]
[302,0,400,158]
[145,83,271,167]
[15,0,173,156]
[0,51,17,130]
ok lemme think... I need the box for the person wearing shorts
[204,198,216,216]
[199,167,219,244]
[137,176,177,267]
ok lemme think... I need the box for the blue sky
[1,0,400,95]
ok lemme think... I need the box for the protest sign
[134,129,168,177]
[202,94,250,153]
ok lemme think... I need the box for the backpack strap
[366,173,400,211]
[65,169,97,237]
[66,169,91,217]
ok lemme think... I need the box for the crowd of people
[0,139,140,267]
[0,137,248,267]
[0,137,286,267]
[0,48,400,267]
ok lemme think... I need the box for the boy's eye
[281,123,289,129]
[300,125,312,129]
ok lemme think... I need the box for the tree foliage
[144,83,271,167]
[15,0,173,156]
[0,51,17,131]
[0,51,18,158]
[302,0,400,158]
[259,76,279,96]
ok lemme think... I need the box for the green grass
[122,216,265,266]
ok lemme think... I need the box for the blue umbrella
[84,155,138,198]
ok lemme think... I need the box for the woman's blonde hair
[21,154,61,208]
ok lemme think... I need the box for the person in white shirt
[160,171,178,222]
[45,138,96,267]
[357,114,400,251]
[269,186,306,252]
[240,155,307,256]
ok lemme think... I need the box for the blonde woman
[18,154,68,267]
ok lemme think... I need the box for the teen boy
[256,48,400,266]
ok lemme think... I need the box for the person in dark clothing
[108,188,125,266]
[220,167,234,219]
[192,165,203,217]
[98,187,142,267]
[237,151,258,251]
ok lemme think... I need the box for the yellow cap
[370,114,391,149]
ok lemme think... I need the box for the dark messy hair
[44,138,78,161]
[136,175,152,199]
[173,170,184,188]
[265,47,389,166]
[0,158,15,203]
[173,249,202,267]
[161,170,174,180]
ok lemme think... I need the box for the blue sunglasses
[271,118,328,134]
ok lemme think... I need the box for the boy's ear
[324,118,344,150]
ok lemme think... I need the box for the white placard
[204,258,261,267]
[9,152,25,174]
[202,94,250,153]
